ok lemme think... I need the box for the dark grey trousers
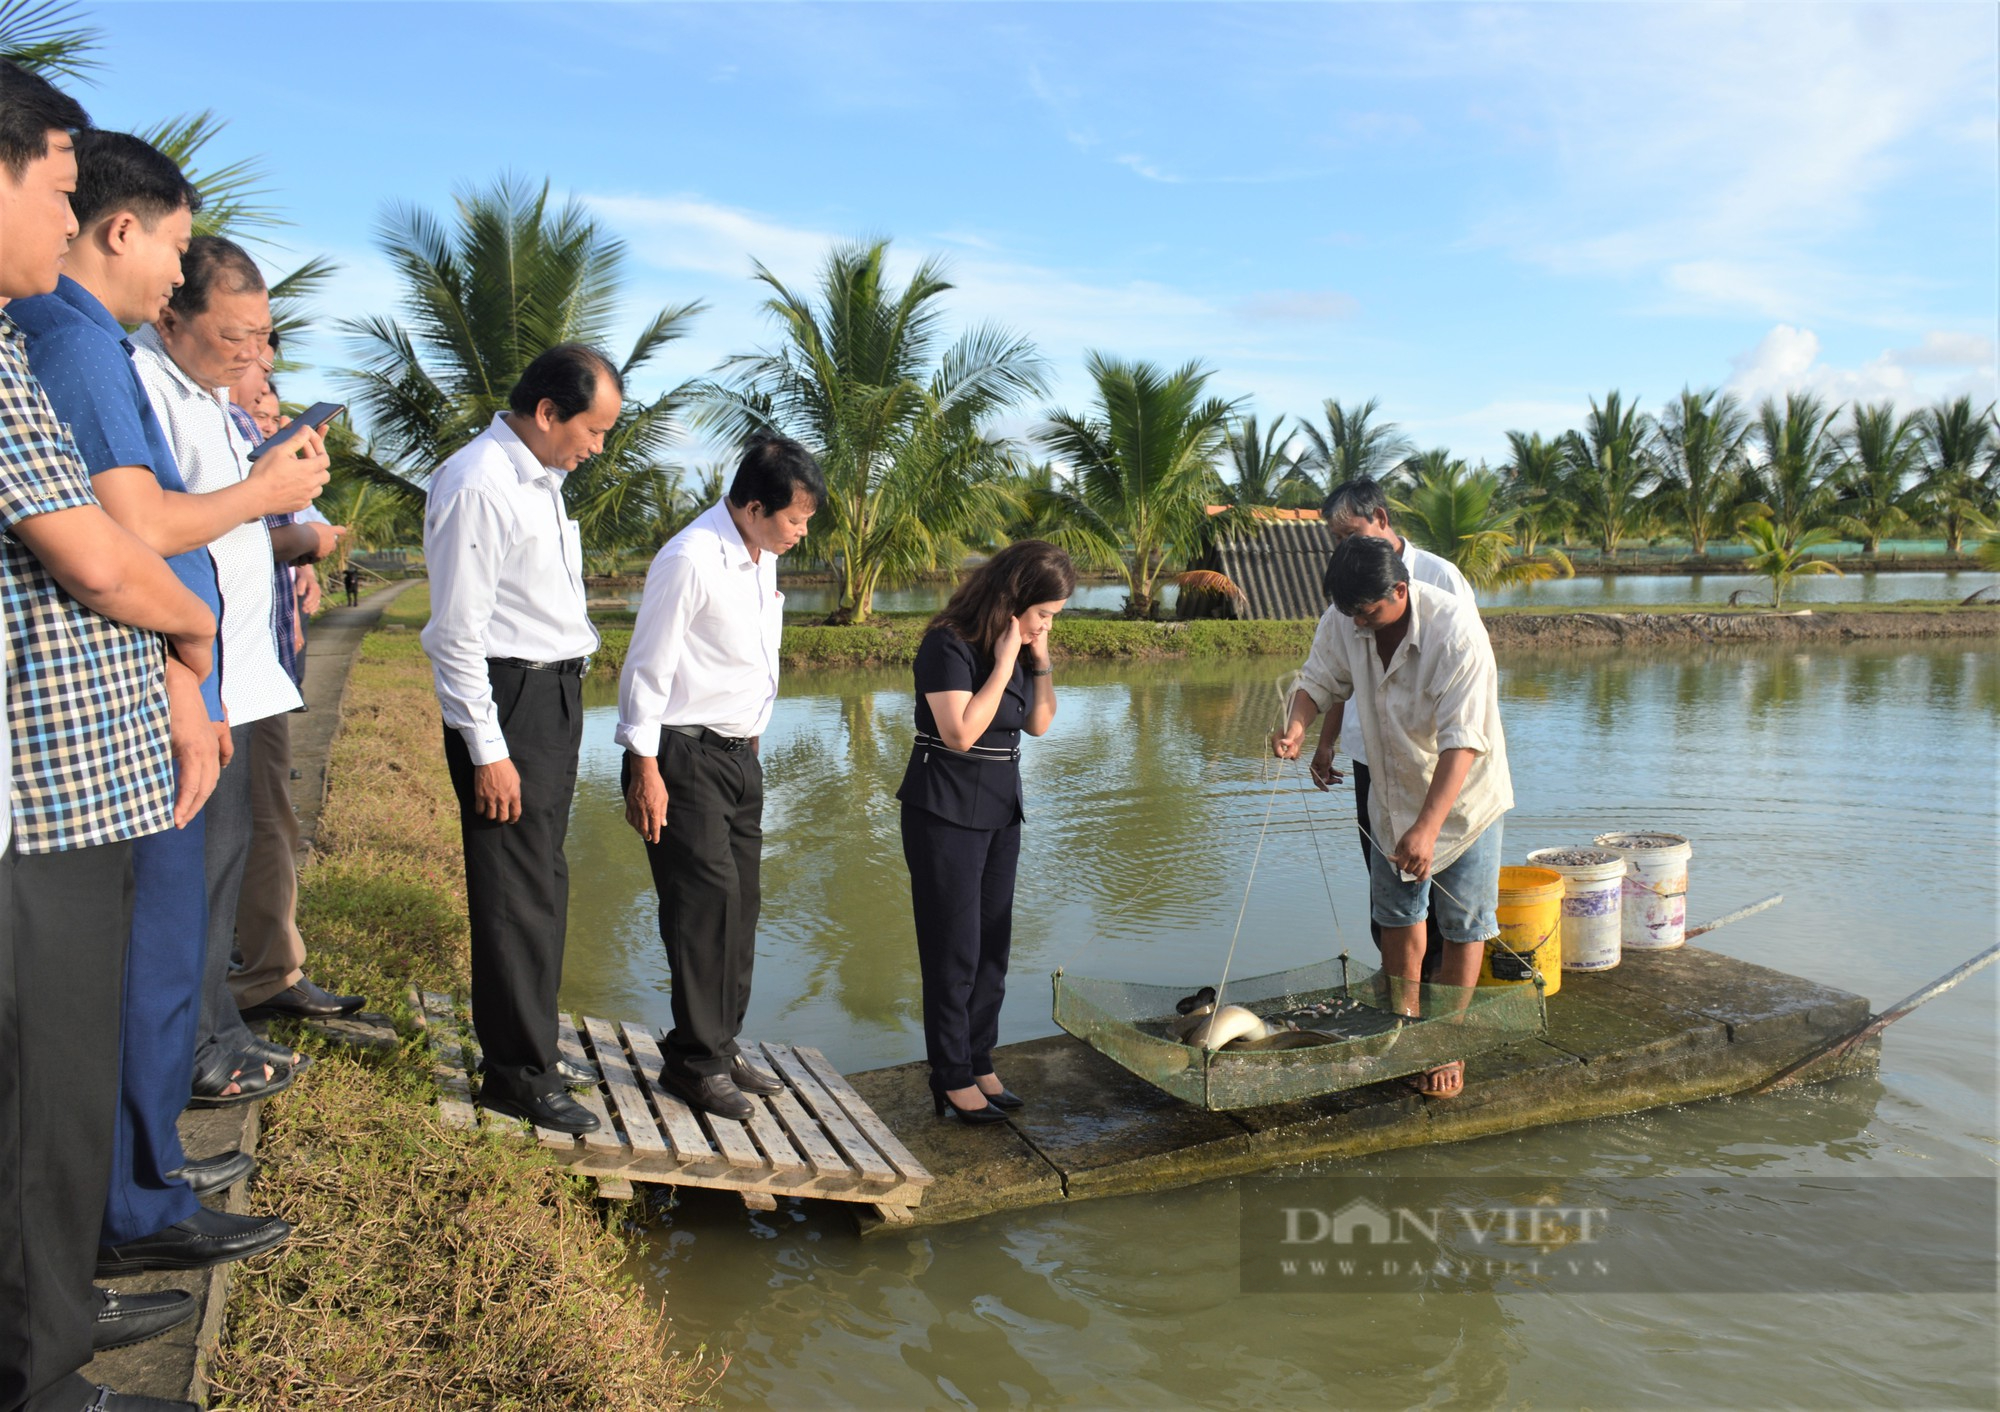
[624,730,763,1080]
[444,665,582,1103]
[0,839,135,1412]
[194,721,259,1081]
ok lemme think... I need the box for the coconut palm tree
[1033,354,1239,618]
[699,240,1045,623]
[1562,390,1656,557]
[1394,456,1570,590]
[1219,413,1299,508]
[338,177,701,561]
[1915,395,1997,555]
[1739,515,1842,608]
[1744,393,1844,552]
[1653,387,1749,557]
[1833,402,1923,554]
[1286,396,1414,505]
[1499,430,1571,557]
[0,1,99,80]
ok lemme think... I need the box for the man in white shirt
[617,433,823,1120]
[1275,534,1513,1099]
[1310,476,1477,979]
[421,344,615,1135]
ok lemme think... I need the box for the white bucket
[1593,832,1693,951]
[1525,847,1627,971]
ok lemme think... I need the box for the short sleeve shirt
[897,627,1028,829]
[0,314,175,853]
[9,276,225,719]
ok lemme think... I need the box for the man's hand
[1391,821,1442,882]
[473,758,522,823]
[298,567,322,617]
[168,630,212,686]
[300,522,344,563]
[245,425,330,516]
[1309,746,1343,791]
[1272,720,1307,760]
[624,754,669,843]
[164,659,220,828]
[215,717,233,768]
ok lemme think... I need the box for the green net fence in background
[1051,958,1546,1111]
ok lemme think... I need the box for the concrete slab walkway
[844,945,1879,1233]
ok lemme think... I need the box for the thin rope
[1213,757,1290,1015]
[1287,756,1346,953]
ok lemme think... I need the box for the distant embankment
[574,605,1998,677]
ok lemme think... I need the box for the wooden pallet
[412,991,932,1221]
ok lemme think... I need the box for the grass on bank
[204,629,714,1412]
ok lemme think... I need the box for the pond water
[659,569,1989,619]
[558,641,1998,1410]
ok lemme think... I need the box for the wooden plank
[556,1015,623,1156]
[730,1064,809,1181]
[873,1203,915,1226]
[596,1176,635,1200]
[762,1042,898,1186]
[581,1016,667,1156]
[795,1045,934,1189]
[702,1109,766,1170]
[741,1190,778,1212]
[760,1071,852,1182]
[617,1022,719,1167]
[416,991,477,1130]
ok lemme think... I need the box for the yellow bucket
[1481,866,1565,997]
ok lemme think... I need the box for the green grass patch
[207,628,715,1411]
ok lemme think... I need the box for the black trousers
[900,802,1019,1091]
[444,664,582,1103]
[624,730,762,1080]
[1352,761,1443,981]
[0,839,135,1412]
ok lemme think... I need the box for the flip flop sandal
[1401,1061,1465,1100]
[189,1051,297,1109]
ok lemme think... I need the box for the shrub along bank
[204,630,713,1411]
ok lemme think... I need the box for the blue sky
[78,1,1999,469]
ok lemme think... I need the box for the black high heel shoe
[974,1079,1024,1111]
[930,1084,1009,1126]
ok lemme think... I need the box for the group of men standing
[420,358,826,1133]
[1,64,366,1412]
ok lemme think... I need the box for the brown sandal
[1403,1060,1465,1100]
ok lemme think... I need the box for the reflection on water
[562,642,1998,1409]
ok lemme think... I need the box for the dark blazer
[896,627,1027,829]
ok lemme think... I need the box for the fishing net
[1051,956,1546,1111]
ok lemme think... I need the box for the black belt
[914,730,1020,763]
[663,723,751,752]
[490,656,587,676]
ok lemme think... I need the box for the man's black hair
[507,343,622,421]
[72,129,201,229]
[0,60,89,181]
[169,235,264,317]
[1322,476,1392,526]
[728,431,825,513]
[1323,532,1409,615]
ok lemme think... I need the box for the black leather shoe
[92,1287,196,1351]
[239,976,364,1020]
[730,1058,783,1095]
[553,1058,594,1086]
[96,1206,292,1276]
[657,1065,754,1121]
[238,1033,310,1074]
[930,1085,1009,1125]
[478,1087,601,1135]
[167,1149,257,1197]
[83,1386,198,1410]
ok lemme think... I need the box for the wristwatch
[1028,665,1052,677]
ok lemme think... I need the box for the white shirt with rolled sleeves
[420,414,598,765]
[1340,536,1475,769]
[1295,580,1512,872]
[616,500,783,753]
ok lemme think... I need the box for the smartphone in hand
[247,401,345,462]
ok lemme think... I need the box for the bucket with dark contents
[1526,847,1627,971]
[1593,832,1693,951]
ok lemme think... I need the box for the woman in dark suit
[897,540,1075,1123]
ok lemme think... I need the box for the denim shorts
[1368,820,1503,943]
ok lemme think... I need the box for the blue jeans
[1368,820,1504,943]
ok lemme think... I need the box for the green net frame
[1051,958,1546,1111]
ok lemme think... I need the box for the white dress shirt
[1343,534,1475,768]
[1296,580,1512,870]
[131,326,303,727]
[616,500,784,753]
[420,414,597,765]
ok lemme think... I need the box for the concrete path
[80,580,417,1406]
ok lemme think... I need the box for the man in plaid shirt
[0,62,238,1412]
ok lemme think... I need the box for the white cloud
[1725,323,1999,409]
[1234,290,1359,324]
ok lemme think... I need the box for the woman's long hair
[929,541,1077,656]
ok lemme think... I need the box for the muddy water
[558,642,1997,1410]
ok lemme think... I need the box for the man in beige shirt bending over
[1274,533,1512,1099]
